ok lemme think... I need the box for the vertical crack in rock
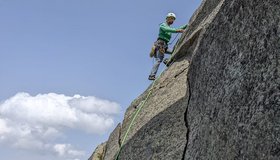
[118,124,122,147]
[182,77,192,160]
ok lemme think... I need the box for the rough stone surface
[171,0,225,63]
[119,58,190,147]
[94,58,190,160]
[103,124,121,160]
[88,142,106,160]
[118,97,189,160]
[185,0,280,159]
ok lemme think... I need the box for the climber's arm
[179,24,188,30]
[160,23,178,33]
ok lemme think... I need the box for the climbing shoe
[163,58,169,66]
[148,75,156,81]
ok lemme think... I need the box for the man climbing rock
[148,12,188,80]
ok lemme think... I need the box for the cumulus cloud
[54,144,85,157]
[0,92,121,159]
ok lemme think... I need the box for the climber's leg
[149,50,164,80]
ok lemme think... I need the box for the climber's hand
[176,29,185,33]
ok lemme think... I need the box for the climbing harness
[150,39,167,58]
[114,69,165,160]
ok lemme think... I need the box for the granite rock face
[90,0,280,159]
[118,96,189,160]
[115,57,190,159]
[104,124,121,160]
[100,53,190,160]
[88,142,106,160]
[185,0,280,159]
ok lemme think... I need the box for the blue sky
[0,0,202,159]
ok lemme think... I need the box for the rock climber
[148,12,188,80]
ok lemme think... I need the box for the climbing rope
[114,69,165,160]
[168,33,180,45]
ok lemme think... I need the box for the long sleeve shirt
[158,22,188,43]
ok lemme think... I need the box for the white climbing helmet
[166,12,176,19]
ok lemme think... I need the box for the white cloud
[0,118,11,141]
[0,92,120,159]
[69,95,120,114]
[0,118,10,134]
[54,144,85,157]
[0,92,120,133]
